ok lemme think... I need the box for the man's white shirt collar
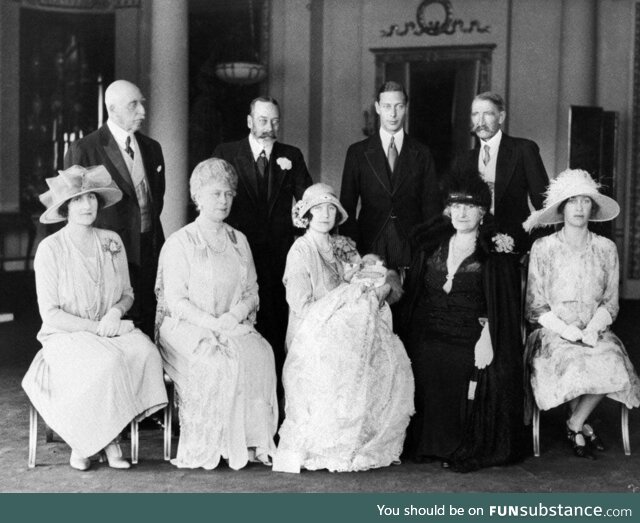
[107,119,136,152]
[248,133,274,161]
[379,128,404,156]
[480,128,503,152]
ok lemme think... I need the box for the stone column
[554,0,598,174]
[148,0,189,235]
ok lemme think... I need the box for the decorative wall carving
[381,0,490,38]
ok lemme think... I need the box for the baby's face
[361,254,383,267]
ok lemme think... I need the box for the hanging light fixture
[215,0,266,85]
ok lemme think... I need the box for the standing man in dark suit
[213,96,312,391]
[64,79,165,338]
[340,81,442,271]
[452,91,549,252]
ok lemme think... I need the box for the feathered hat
[522,169,619,232]
[444,171,492,212]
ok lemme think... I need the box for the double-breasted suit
[213,137,312,382]
[339,133,442,269]
[452,133,548,252]
[64,124,165,336]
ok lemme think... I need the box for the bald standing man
[64,79,166,337]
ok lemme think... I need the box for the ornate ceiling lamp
[215,0,266,85]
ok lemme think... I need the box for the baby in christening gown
[345,253,388,288]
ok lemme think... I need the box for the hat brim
[40,187,123,224]
[300,196,348,226]
[534,192,620,226]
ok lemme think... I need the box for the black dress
[401,226,526,472]
[405,241,485,460]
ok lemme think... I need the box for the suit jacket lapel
[390,135,413,195]
[99,125,136,200]
[268,142,286,215]
[364,134,392,195]
[235,138,259,205]
[495,134,516,208]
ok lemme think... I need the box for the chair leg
[163,378,174,461]
[621,404,631,456]
[130,419,139,465]
[28,403,38,468]
[532,404,540,457]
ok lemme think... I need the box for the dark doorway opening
[372,45,494,176]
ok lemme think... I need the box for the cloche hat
[292,182,348,228]
[39,165,123,224]
[522,169,619,232]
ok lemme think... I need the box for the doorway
[371,45,494,175]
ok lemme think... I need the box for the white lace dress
[155,219,278,470]
[274,234,414,472]
[525,231,640,411]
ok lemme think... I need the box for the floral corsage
[292,200,308,228]
[276,157,292,170]
[492,233,515,253]
[102,239,122,258]
[330,235,360,264]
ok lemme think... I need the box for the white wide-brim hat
[292,182,348,228]
[522,169,619,232]
[39,165,123,224]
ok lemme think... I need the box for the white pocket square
[157,165,163,172]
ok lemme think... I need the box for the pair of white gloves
[538,307,612,347]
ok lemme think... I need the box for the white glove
[585,307,612,334]
[217,312,240,331]
[538,311,582,341]
[474,321,494,369]
[116,319,135,336]
[582,330,599,347]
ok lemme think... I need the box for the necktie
[125,136,135,160]
[388,136,398,173]
[257,150,267,177]
[482,144,490,166]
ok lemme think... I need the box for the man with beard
[452,91,549,252]
[213,97,312,401]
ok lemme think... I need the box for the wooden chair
[28,373,175,468]
[531,402,630,457]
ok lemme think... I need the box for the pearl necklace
[443,234,476,293]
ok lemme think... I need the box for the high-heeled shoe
[69,450,91,471]
[566,424,595,460]
[101,442,131,469]
[582,423,606,451]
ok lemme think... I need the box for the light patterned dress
[155,218,277,470]
[274,234,414,472]
[22,227,168,458]
[525,231,640,411]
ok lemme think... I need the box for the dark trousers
[128,232,157,339]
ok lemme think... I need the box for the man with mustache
[213,97,312,400]
[452,91,549,252]
[64,79,165,338]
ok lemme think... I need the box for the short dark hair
[558,196,599,217]
[377,81,408,104]
[249,96,279,115]
[58,192,105,219]
[474,91,505,112]
[302,207,344,234]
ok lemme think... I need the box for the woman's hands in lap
[96,308,122,337]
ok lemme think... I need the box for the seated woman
[400,173,526,472]
[155,158,278,470]
[22,165,168,471]
[523,168,640,459]
[272,183,414,473]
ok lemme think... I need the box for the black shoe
[582,423,606,451]
[566,424,596,460]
